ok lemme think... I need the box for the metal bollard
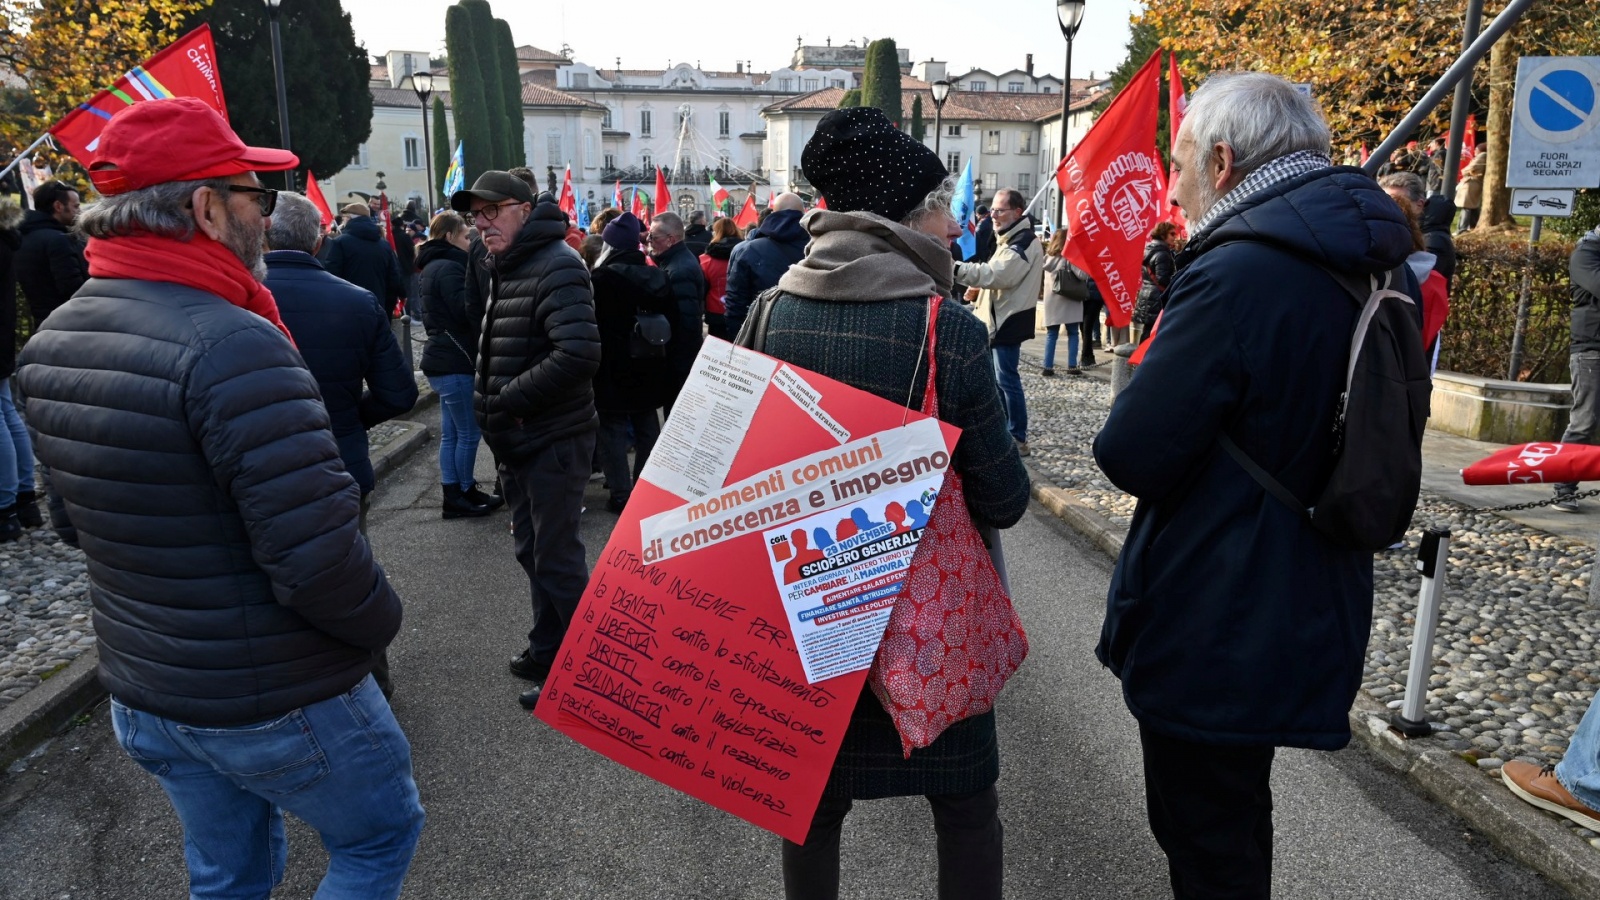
[1109,343,1140,398]
[395,315,417,373]
[1392,527,1452,737]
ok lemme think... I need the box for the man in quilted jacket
[451,173,601,711]
[14,98,423,898]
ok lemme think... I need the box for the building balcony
[600,164,766,186]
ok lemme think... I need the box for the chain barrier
[1451,487,1600,515]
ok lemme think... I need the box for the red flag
[814,195,828,210]
[1459,115,1478,174]
[614,180,624,210]
[654,168,671,222]
[1360,143,1371,165]
[1162,52,1189,236]
[632,186,647,222]
[50,25,229,167]
[767,187,778,210]
[1462,443,1600,486]
[379,193,397,252]
[1055,50,1164,329]
[305,171,334,228]
[558,164,576,216]
[734,192,759,229]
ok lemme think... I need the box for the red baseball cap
[88,97,299,195]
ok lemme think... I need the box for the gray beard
[221,210,267,281]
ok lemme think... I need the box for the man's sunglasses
[227,185,278,216]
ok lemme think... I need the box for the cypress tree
[492,18,527,167]
[444,4,491,182]
[861,39,902,127]
[462,0,509,168]
[910,95,925,141]
[431,94,450,205]
[837,89,861,109]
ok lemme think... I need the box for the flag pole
[0,133,56,187]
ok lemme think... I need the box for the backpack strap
[1219,433,1311,519]
[733,286,783,353]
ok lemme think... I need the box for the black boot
[464,482,504,511]
[442,484,491,519]
[0,505,19,542]
[14,491,41,528]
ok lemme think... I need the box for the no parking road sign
[1508,57,1600,189]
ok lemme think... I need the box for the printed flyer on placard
[535,338,959,843]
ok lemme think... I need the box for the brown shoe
[1503,760,1600,830]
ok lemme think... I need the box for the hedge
[1438,230,1577,384]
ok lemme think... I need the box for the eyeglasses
[227,185,277,216]
[470,201,520,224]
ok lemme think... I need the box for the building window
[1042,86,1053,94]
[604,153,615,170]
[1008,81,1024,93]
[982,172,998,192]
[1018,131,1034,153]
[402,136,421,169]
[969,81,987,92]
[584,130,596,163]
[946,124,962,137]
[719,152,730,171]
[779,77,794,91]
[679,154,692,176]
[641,110,653,136]
[602,106,613,128]
[547,132,562,166]
[1018,173,1031,194]
[350,143,369,169]
[830,79,845,89]
[985,130,1002,154]
[572,72,589,89]
[719,111,730,137]
[642,152,653,171]
[946,151,961,175]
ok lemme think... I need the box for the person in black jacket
[723,193,808,336]
[1132,222,1179,335]
[1554,228,1600,511]
[646,211,707,410]
[15,180,86,328]
[452,174,601,711]
[683,209,712,256]
[1094,73,1412,897]
[15,97,423,896]
[323,202,408,317]
[418,210,501,518]
[0,201,34,542]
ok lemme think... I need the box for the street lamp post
[263,0,293,191]
[1055,0,1087,228]
[412,71,435,209]
[931,80,951,160]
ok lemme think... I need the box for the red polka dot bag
[868,296,1030,757]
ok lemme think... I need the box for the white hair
[264,192,322,254]
[900,176,959,229]
[1183,72,1331,176]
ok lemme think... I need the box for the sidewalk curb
[0,410,434,772]
[1025,462,1600,897]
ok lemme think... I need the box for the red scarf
[85,233,295,345]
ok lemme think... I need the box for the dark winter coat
[417,239,478,376]
[475,199,602,466]
[591,247,675,412]
[15,276,402,726]
[1572,233,1600,355]
[1134,239,1178,326]
[264,251,417,494]
[322,215,407,312]
[0,227,18,378]
[723,209,808,334]
[15,209,87,327]
[466,235,492,327]
[683,222,712,257]
[1094,166,1413,750]
[653,240,707,398]
[1421,194,1458,285]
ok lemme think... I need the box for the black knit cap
[801,106,949,223]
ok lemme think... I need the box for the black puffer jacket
[475,200,602,465]
[15,209,87,326]
[417,239,477,376]
[1420,194,1457,285]
[653,240,707,398]
[15,277,401,726]
[591,247,675,412]
[323,215,407,310]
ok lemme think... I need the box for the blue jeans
[1559,692,1600,811]
[0,379,24,507]
[111,676,425,899]
[992,344,1027,443]
[427,373,481,488]
[1041,324,1079,371]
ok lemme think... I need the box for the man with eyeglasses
[14,98,424,897]
[450,172,601,711]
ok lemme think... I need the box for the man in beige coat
[956,188,1045,455]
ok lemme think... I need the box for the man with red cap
[13,97,424,898]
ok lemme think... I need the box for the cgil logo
[1092,151,1162,241]
[1504,442,1563,483]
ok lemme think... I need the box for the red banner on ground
[50,25,228,167]
[536,339,958,842]
[1461,443,1600,486]
[1055,50,1164,328]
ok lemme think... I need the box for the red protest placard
[536,339,958,842]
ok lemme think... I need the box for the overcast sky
[335,0,1140,84]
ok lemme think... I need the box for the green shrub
[1439,230,1577,384]
[1549,188,1600,241]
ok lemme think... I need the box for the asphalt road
[0,411,1566,899]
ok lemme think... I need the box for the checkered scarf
[1188,150,1335,238]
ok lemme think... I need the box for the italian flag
[710,177,730,215]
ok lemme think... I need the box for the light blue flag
[953,158,977,260]
[576,196,591,230]
[443,141,465,197]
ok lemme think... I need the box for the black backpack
[1219,264,1430,552]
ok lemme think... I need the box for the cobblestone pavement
[1018,346,1600,849]
[0,419,415,714]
